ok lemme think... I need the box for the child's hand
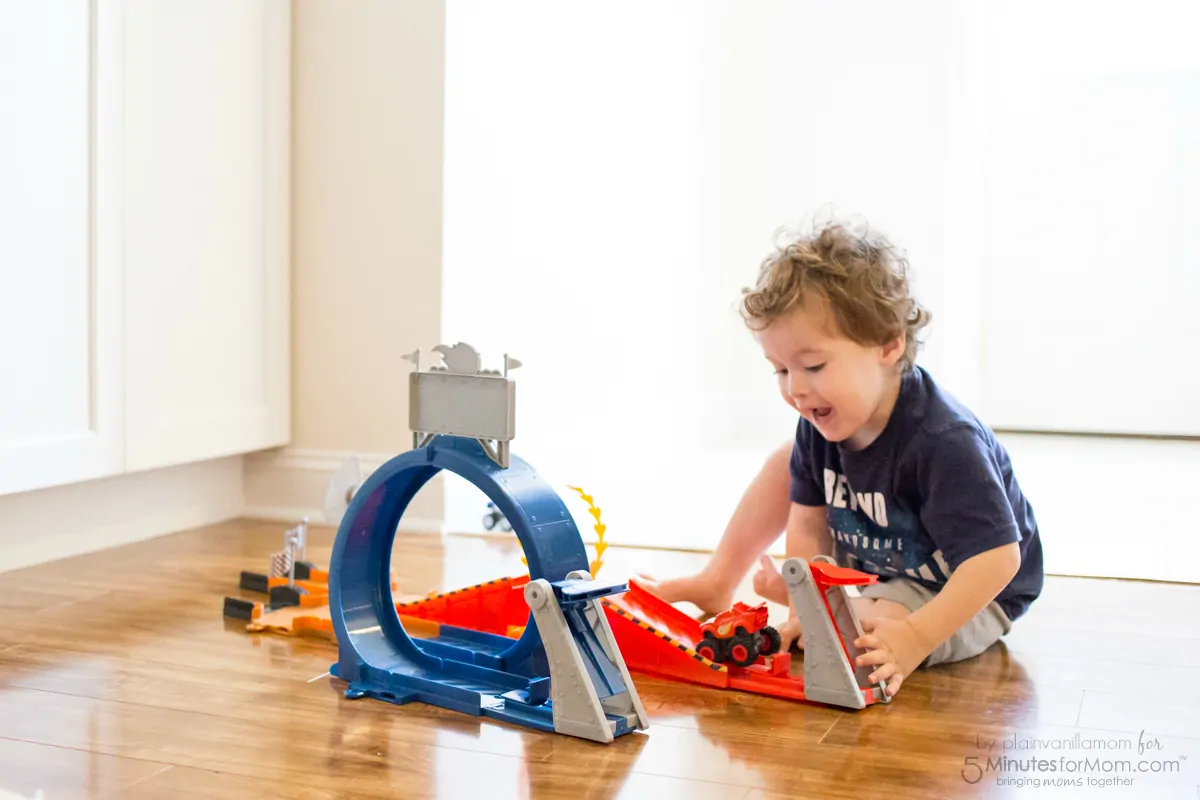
[752,555,791,606]
[853,617,932,697]
[776,615,804,651]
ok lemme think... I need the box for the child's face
[755,295,905,450]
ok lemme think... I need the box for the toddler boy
[642,218,1044,696]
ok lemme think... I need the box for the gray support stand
[566,569,650,732]
[811,555,889,701]
[524,578,649,743]
[783,558,890,709]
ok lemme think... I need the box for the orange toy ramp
[395,575,532,637]
[601,579,811,702]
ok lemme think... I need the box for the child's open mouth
[813,407,832,424]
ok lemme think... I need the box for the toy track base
[239,571,270,593]
[223,597,261,621]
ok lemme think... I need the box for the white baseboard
[0,455,245,573]
[242,447,444,532]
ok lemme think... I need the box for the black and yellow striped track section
[601,599,727,673]
[400,575,523,606]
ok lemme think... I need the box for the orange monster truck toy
[695,601,783,667]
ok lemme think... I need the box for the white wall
[999,433,1200,584]
[945,0,1200,583]
[961,0,1200,436]
[244,0,447,530]
[6,3,1193,583]
[441,0,954,550]
[442,0,1200,582]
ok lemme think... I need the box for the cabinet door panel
[123,0,289,471]
[0,0,124,496]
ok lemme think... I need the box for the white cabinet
[0,0,124,497]
[123,0,290,471]
[0,0,289,496]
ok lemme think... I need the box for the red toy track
[395,568,886,708]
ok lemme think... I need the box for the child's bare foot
[752,555,791,606]
[634,571,735,618]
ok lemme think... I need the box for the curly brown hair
[740,219,931,370]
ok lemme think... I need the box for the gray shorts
[856,577,1012,668]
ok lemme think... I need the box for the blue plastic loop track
[327,435,631,737]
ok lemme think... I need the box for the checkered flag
[269,548,294,578]
[268,519,308,581]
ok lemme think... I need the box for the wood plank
[1,517,1198,800]
[0,685,808,794]
[118,754,754,800]
[965,650,1200,705]
[0,577,110,614]
[0,601,341,677]
[819,718,1200,797]
[999,576,1200,663]
[118,766,352,800]
[1078,689,1200,743]
[0,737,170,800]
[1001,626,1200,669]
[629,675,842,739]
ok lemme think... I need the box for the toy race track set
[222,342,889,745]
[393,556,891,710]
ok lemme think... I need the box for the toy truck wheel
[727,632,759,667]
[696,633,724,663]
[758,625,782,657]
[482,514,495,530]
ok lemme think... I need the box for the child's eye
[774,368,788,376]
[804,364,825,373]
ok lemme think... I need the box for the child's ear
[880,332,906,366]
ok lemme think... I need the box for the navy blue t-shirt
[790,365,1044,622]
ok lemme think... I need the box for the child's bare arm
[756,502,831,648]
[853,541,1022,695]
[786,501,831,561]
[637,439,793,615]
[906,541,1021,655]
[752,502,829,606]
[702,439,794,581]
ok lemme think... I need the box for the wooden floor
[1,519,1198,799]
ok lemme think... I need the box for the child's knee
[924,602,1011,667]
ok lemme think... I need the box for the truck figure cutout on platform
[695,602,783,668]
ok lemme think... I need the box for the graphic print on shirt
[823,468,953,586]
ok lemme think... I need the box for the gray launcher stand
[783,556,890,709]
[524,572,650,743]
